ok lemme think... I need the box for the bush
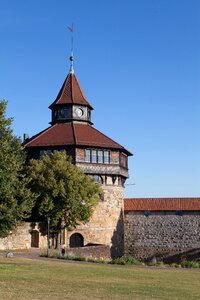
[155,262,167,268]
[73,256,86,262]
[181,261,200,268]
[110,255,137,265]
[40,253,57,258]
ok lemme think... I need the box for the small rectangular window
[104,151,110,164]
[92,150,97,163]
[39,150,44,159]
[46,150,52,155]
[120,153,128,168]
[98,150,103,163]
[85,149,91,162]
[39,149,52,159]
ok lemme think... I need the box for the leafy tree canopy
[26,151,101,231]
[0,100,35,237]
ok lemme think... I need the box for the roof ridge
[59,74,69,102]
[71,73,74,103]
[74,74,87,102]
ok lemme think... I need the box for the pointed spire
[68,24,75,74]
[49,73,93,110]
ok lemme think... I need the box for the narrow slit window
[92,150,97,163]
[98,150,103,163]
[85,149,91,162]
[104,151,110,164]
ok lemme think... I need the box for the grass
[0,258,200,299]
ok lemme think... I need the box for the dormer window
[85,149,110,164]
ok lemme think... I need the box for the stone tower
[24,54,132,257]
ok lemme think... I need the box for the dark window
[87,109,91,121]
[112,176,117,184]
[121,177,126,187]
[92,175,103,184]
[85,149,110,164]
[54,110,57,118]
[144,211,151,217]
[176,210,183,216]
[39,149,52,159]
[70,233,84,248]
[53,107,70,120]
[39,150,44,159]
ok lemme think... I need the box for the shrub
[181,261,200,268]
[110,255,137,265]
[57,254,86,262]
[155,262,166,268]
[74,256,86,262]
[169,263,181,268]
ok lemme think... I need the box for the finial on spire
[68,24,75,74]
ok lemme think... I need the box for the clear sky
[1,0,200,198]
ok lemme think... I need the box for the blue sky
[1,0,200,197]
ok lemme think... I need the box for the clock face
[75,108,84,117]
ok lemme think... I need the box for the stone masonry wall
[0,223,47,251]
[124,211,200,262]
[66,185,124,258]
[64,245,111,260]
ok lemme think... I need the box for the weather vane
[68,24,75,74]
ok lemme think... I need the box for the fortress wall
[124,211,200,262]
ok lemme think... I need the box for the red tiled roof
[24,123,132,155]
[23,124,74,147]
[124,198,200,211]
[49,73,93,109]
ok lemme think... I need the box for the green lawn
[0,258,200,300]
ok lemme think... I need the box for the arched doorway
[69,233,84,248]
[30,230,39,248]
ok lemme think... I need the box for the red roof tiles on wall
[124,198,200,211]
[49,73,93,109]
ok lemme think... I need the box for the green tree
[26,151,101,232]
[0,100,35,237]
